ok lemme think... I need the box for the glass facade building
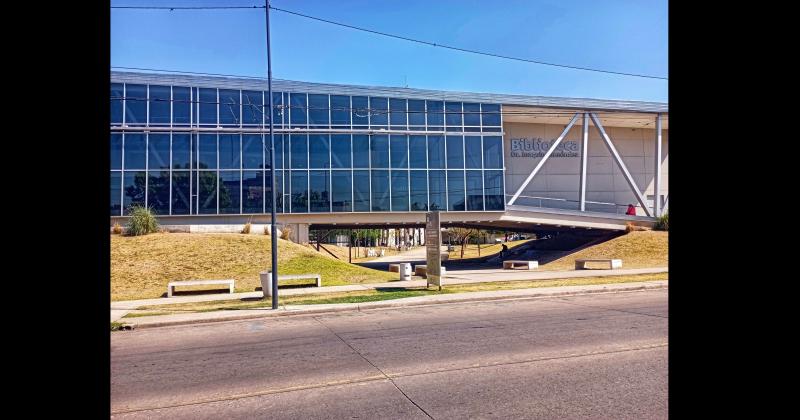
[110,80,505,216]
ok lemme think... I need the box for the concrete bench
[575,259,623,270]
[414,265,446,278]
[261,272,321,297]
[503,260,539,270]
[388,263,402,273]
[167,279,234,298]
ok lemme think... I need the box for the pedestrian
[626,204,636,216]
[501,243,508,258]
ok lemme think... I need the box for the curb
[124,282,668,330]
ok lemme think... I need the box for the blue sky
[111,0,667,102]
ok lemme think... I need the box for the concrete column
[292,223,309,244]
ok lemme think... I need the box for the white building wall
[504,121,668,216]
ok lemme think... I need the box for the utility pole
[265,0,279,310]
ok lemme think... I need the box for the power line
[110,5,667,81]
[268,5,666,80]
[111,5,264,10]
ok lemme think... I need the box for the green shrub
[654,212,669,231]
[126,205,159,236]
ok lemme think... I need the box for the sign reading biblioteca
[425,211,442,290]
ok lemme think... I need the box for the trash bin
[260,271,273,297]
[398,263,412,281]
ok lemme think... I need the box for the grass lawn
[541,231,668,270]
[447,239,533,260]
[129,272,667,316]
[111,233,397,301]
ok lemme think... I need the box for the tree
[448,227,478,259]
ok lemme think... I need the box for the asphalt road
[111,289,668,419]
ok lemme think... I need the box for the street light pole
[265,0,278,310]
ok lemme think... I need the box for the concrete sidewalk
[111,267,667,322]
[119,280,668,329]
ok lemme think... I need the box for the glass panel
[172,86,190,126]
[123,171,146,214]
[390,98,407,128]
[370,135,389,168]
[446,136,464,169]
[147,170,170,214]
[331,95,350,126]
[243,134,263,169]
[447,170,465,211]
[483,136,503,169]
[123,133,146,170]
[352,96,368,128]
[427,135,445,169]
[465,136,482,169]
[308,94,329,128]
[484,170,505,210]
[111,134,122,169]
[310,170,330,212]
[353,170,370,211]
[290,93,307,127]
[124,84,146,125]
[198,171,218,214]
[331,135,351,168]
[242,171,263,213]
[408,99,425,127]
[147,134,170,170]
[426,100,443,129]
[410,170,427,211]
[198,134,217,169]
[110,172,121,215]
[428,170,446,211]
[219,171,241,214]
[172,134,191,169]
[481,104,501,126]
[219,89,240,126]
[391,170,409,211]
[370,97,388,127]
[199,88,217,125]
[275,170,284,213]
[111,83,123,124]
[309,134,330,169]
[352,135,369,168]
[219,134,240,169]
[331,171,352,212]
[269,92,283,127]
[242,90,263,126]
[171,171,191,215]
[466,170,484,211]
[290,171,308,213]
[371,170,390,211]
[274,134,284,169]
[390,135,408,168]
[148,85,170,125]
[290,134,308,169]
[445,101,463,130]
[409,135,426,168]
[463,102,481,127]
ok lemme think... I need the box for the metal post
[349,229,352,263]
[579,112,589,211]
[266,1,279,309]
[654,114,662,217]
